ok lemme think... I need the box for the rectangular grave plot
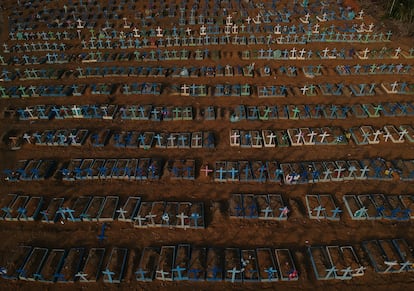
[326,246,356,279]
[119,197,141,222]
[189,203,205,228]
[112,159,128,179]
[134,202,153,228]
[63,159,82,181]
[275,130,290,147]
[188,247,206,281]
[148,159,162,180]
[392,239,414,271]
[191,132,203,148]
[156,246,175,281]
[256,195,272,219]
[244,194,258,218]
[39,249,66,282]
[229,194,244,218]
[387,196,408,220]
[21,196,42,221]
[287,128,302,146]
[371,194,392,219]
[378,240,403,271]
[85,197,105,222]
[182,159,196,180]
[256,248,278,282]
[20,160,41,181]
[310,162,326,183]
[275,249,298,281]
[335,160,350,181]
[319,195,338,221]
[0,194,17,220]
[98,196,119,222]
[399,195,414,218]
[343,195,365,220]
[126,159,139,179]
[1,246,32,279]
[306,195,323,219]
[206,248,224,281]
[20,247,48,281]
[104,248,128,283]
[173,244,191,280]
[269,194,286,220]
[357,195,378,219]
[308,246,334,280]
[150,201,166,227]
[241,249,259,282]
[7,195,29,221]
[43,198,64,223]
[251,131,262,148]
[60,248,84,282]
[384,125,403,143]
[162,202,178,228]
[91,159,105,179]
[103,159,117,179]
[323,161,338,181]
[71,196,91,221]
[363,241,388,273]
[401,160,414,181]
[239,161,253,182]
[80,159,94,180]
[82,248,105,282]
[399,125,414,143]
[347,160,362,180]
[252,161,266,182]
[225,248,242,282]
[136,247,160,281]
[266,161,281,183]
[262,130,276,147]
[176,202,191,228]
[74,129,88,145]
[226,161,240,182]
[214,161,227,182]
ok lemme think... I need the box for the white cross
[307,131,318,143]
[156,26,163,37]
[200,25,206,35]
[230,131,240,145]
[390,81,398,92]
[373,130,382,142]
[399,129,408,142]
[313,23,320,33]
[133,27,140,37]
[300,85,309,95]
[186,27,191,35]
[266,132,276,145]
[295,130,303,144]
[116,208,127,220]
[181,84,189,95]
[319,131,330,143]
[246,16,251,24]
[394,47,401,58]
[226,15,233,26]
[298,48,306,59]
[322,47,329,58]
[362,48,370,59]
[176,212,188,229]
[290,47,297,59]
[383,131,392,142]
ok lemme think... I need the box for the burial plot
[41,198,64,223]
[188,247,206,281]
[118,197,141,222]
[326,246,364,279]
[206,248,224,282]
[156,246,175,281]
[363,240,393,273]
[173,244,191,280]
[0,245,32,279]
[399,195,414,219]
[60,248,84,282]
[392,239,414,272]
[98,196,118,222]
[308,246,336,280]
[241,249,259,282]
[256,248,279,282]
[275,249,298,281]
[136,247,160,282]
[69,196,91,222]
[19,247,48,281]
[0,194,17,220]
[84,196,105,222]
[225,248,242,283]
[81,248,105,282]
[162,202,178,228]
[133,201,153,228]
[103,248,128,283]
[378,240,404,272]
[38,249,66,282]
[150,201,166,227]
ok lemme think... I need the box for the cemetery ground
[0,0,414,290]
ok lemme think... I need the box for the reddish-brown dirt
[0,0,413,290]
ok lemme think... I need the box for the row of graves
[308,238,414,281]
[229,124,414,148]
[5,191,413,226]
[3,238,414,284]
[3,157,414,183]
[1,62,411,82]
[0,244,298,283]
[1,81,413,98]
[212,158,414,183]
[0,194,205,229]
[229,193,414,222]
[9,101,414,122]
[6,129,215,150]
